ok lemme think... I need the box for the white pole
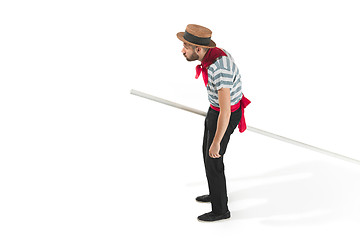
[130,89,360,165]
[130,89,207,116]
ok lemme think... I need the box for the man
[177,24,250,222]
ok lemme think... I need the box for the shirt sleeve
[210,55,234,90]
[212,67,234,91]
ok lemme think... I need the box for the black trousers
[202,107,241,214]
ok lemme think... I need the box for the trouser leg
[204,129,231,214]
[202,108,241,214]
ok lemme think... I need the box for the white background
[1,0,360,239]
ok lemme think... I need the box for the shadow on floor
[227,160,360,225]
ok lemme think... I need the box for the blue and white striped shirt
[206,49,243,108]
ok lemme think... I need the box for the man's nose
[181,48,185,54]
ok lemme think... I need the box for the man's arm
[209,88,231,158]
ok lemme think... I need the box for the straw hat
[177,24,216,48]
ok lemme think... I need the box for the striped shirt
[206,49,243,108]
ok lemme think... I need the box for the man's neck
[198,49,209,62]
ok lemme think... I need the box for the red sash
[210,96,251,133]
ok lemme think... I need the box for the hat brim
[176,32,216,48]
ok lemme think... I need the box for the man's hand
[209,142,221,158]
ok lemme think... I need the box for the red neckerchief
[195,47,251,133]
[195,47,227,86]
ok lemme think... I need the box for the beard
[184,52,199,61]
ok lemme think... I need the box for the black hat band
[183,30,211,46]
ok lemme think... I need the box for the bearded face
[181,43,199,61]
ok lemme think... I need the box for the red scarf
[195,47,227,86]
[195,47,251,133]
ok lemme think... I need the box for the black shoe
[195,194,211,203]
[197,211,231,222]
